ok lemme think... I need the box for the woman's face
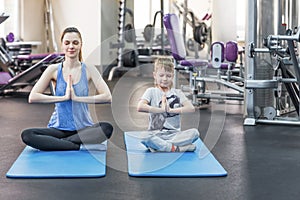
[61,32,82,60]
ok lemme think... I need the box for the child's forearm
[149,106,166,113]
[137,104,165,113]
[168,106,195,114]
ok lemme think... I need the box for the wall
[51,0,101,65]
[20,0,44,53]
[20,0,101,65]
[212,0,237,42]
[1,0,20,40]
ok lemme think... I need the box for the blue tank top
[47,63,94,131]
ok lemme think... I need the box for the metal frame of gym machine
[244,0,300,125]
[108,0,139,81]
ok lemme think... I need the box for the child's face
[153,67,174,89]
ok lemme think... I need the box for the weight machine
[0,15,64,96]
[245,28,300,125]
[172,0,211,57]
[0,53,64,95]
[163,13,243,106]
[139,0,168,56]
[244,0,300,125]
[108,0,139,81]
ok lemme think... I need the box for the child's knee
[190,128,200,137]
[142,135,172,152]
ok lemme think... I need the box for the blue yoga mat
[6,144,107,178]
[124,131,227,177]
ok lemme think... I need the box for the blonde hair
[153,57,174,87]
[154,57,174,73]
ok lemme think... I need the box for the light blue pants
[141,128,199,152]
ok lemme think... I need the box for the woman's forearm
[72,93,112,104]
[28,93,68,103]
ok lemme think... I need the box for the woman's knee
[21,129,34,144]
[99,122,113,139]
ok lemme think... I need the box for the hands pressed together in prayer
[64,75,78,101]
[161,94,170,113]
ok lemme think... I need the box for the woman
[21,27,113,151]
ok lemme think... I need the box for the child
[137,57,199,152]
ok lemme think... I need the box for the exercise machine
[244,0,300,125]
[139,10,167,56]
[108,0,139,81]
[138,0,169,56]
[0,13,65,96]
[245,28,300,125]
[0,53,64,95]
[172,0,212,57]
[163,13,243,106]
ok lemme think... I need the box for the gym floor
[1,74,300,200]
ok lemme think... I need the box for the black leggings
[21,122,113,151]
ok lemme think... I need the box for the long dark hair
[60,27,83,61]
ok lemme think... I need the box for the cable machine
[244,0,300,125]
